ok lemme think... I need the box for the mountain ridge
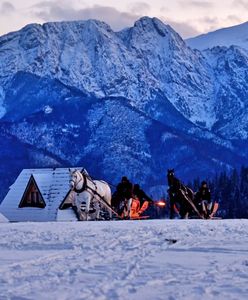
[186,20,248,50]
[0,17,248,200]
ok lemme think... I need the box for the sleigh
[174,201,219,219]
[129,198,150,219]
[197,201,220,219]
[130,199,167,220]
[208,202,220,219]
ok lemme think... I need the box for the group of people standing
[112,176,153,218]
[112,171,213,219]
[167,169,213,219]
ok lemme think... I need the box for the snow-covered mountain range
[0,17,248,199]
[187,21,248,50]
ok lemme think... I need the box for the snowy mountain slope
[0,17,247,134]
[1,85,244,197]
[118,17,216,128]
[203,46,248,139]
[2,71,87,121]
[0,220,247,299]
[0,19,156,105]
[186,21,248,51]
[1,17,248,199]
[0,17,216,128]
[0,127,63,200]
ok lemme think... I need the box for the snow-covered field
[0,219,247,300]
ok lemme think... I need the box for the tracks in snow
[0,220,247,300]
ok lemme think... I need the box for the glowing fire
[156,201,166,207]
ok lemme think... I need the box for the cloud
[179,1,213,9]
[199,16,219,25]
[128,2,150,15]
[163,19,200,38]
[227,15,242,23]
[30,0,199,38]
[196,15,244,33]
[199,17,220,32]
[0,1,15,14]
[189,1,213,8]
[31,1,140,30]
[160,6,171,13]
[232,0,248,9]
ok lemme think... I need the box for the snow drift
[0,212,8,223]
[0,219,247,299]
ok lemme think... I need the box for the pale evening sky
[0,0,248,38]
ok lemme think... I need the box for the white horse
[69,169,112,221]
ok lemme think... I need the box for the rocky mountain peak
[0,17,248,200]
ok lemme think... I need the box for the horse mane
[81,168,89,175]
[167,170,194,196]
[167,171,181,189]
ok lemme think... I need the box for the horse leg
[123,198,131,219]
[170,198,176,219]
[84,194,92,221]
[170,207,174,219]
[123,200,127,218]
[127,198,133,218]
[95,200,101,220]
[184,212,189,219]
[104,187,113,219]
[106,195,112,219]
[75,194,87,221]
[108,207,112,219]
[180,203,188,219]
[200,201,207,218]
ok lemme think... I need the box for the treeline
[188,166,248,218]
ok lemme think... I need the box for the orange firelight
[156,201,166,207]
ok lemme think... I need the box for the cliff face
[0,17,248,199]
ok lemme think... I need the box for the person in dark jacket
[167,169,182,219]
[116,176,133,200]
[133,184,153,206]
[195,181,212,218]
[112,176,133,217]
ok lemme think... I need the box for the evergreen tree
[188,166,248,218]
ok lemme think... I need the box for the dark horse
[167,169,199,219]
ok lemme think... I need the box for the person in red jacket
[132,184,153,217]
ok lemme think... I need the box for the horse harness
[169,178,203,219]
[73,172,97,196]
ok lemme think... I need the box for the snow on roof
[0,212,9,222]
[0,168,83,222]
